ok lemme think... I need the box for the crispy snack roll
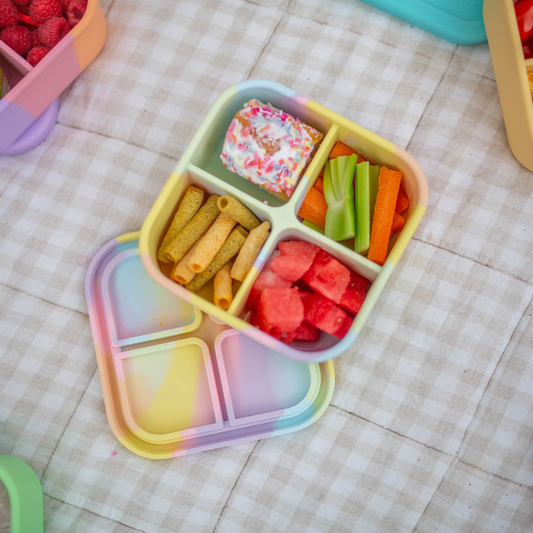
[188,213,236,273]
[170,237,204,285]
[217,196,261,231]
[165,195,221,263]
[231,221,271,282]
[213,261,233,310]
[157,185,204,263]
[185,226,248,293]
[232,279,242,296]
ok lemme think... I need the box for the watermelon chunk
[302,249,350,304]
[257,287,304,333]
[303,292,353,339]
[339,271,370,315]
[293,320,320,342]
[270,240,320,282]
[246,269,292,310]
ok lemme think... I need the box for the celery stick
[323,155,357,241]
[368,164,380,225]
[354,162,380,254]
[302,219,325,234]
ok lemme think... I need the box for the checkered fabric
[1,0,532,531]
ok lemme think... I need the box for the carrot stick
[314,176,324,194]
[298,187,328,229]
[395,190,410,214]
[367,167,402,265]
[391,212,405,233]
[329,142,366,163]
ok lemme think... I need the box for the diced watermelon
[270,240,320,282]
[292,320,319,342]
[257,287,304,333]
[279,240,320,257]
[302,249,350,304]
[303,292,352,339]
[339,271,370,315]
[246,269,292,310]
[335,315,353,339]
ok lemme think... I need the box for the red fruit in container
[515,0,533,42]
[13,0,30,5]
[246,268,292,310]
[257,287,304,334]
[301,249,351,304]
[30,26,38,45]
[0,24,31,54]
[0,0,18,28]
[270,240,319,282]
[66,0,85,27]
[303,292,353,339]
[523,37,533,59]
[26,44,50,65]
[38,15,69,47]
[339,270,370,316]
[29,0,61,24]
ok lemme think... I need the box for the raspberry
[0,0,18,28]
[0,24,31,54]
[30,26,38,45]
[29,0,61,24]
[57,0,67,13]
[66,0,85,27]
[16,3,30,14]
[38,15,68,46]
[13,0,30,5]
[26,44,49,66]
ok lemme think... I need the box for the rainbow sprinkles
[220,99,323,199]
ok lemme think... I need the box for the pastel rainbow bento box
[484,0,533,173]
[86,231,334,458]
[0,0,106,155]
[139,80,429,364]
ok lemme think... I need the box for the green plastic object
[0,455,43,533]
[354,162,380,254]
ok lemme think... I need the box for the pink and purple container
[0,0,106,155]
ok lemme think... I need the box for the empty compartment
[114,338,223,444]
[102,247,201,347]
[215,330,320,426]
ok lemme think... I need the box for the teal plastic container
[361,0,487,45]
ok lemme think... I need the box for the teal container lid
[361,0,487,45]
[0,455,43,533]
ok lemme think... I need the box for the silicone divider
[113,338,223,444]
[214,330,320,427]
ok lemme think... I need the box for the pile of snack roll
[158,186,270,311]
[298,141,409,266]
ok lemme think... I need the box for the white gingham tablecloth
[1,1,532,531]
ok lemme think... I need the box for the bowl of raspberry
[0,0,106,155]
